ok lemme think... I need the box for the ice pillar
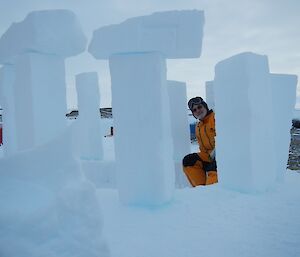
[110,52,174,205]
[205,80,215,110]
[13,52,67,150]
[89,10,205,204]
[0,65,17,156]
[0,9,87,151]
[167,80,190,188]
[270,74,297,181]
[214,52,276,192]
[76,72,104,160]
[0,10,110,257]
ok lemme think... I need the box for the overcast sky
[0,0,299,109]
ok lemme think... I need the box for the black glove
[182,153,201,167]
[203,160,217,172]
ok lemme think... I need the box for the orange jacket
[195,111,216,162]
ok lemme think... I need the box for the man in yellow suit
[182,97,218,187]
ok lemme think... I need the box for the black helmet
[188,97,209,112]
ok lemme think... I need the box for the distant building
[66,108,112,119]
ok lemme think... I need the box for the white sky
[0,0,299,109]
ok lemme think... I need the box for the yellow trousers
[183,160,218,187]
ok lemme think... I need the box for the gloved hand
[182,153,201,167]
[203,160,217,172]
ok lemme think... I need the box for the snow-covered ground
[98,171,300,257]
[96,123,300,257]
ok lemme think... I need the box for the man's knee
[183,165,206,186]
[182,153,200,167]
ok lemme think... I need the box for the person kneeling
[183,97,218,187]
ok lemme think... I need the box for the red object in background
[0,124,2,145]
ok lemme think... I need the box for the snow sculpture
[214,52,277,192]
[89,10,204,205]
[83,160,116,188]
[270,74,297,182]
[0,65,17,156]
[0,10,110,257]
[109,52,174,204]
[205,80,215,110]
[14,53,68,150]
[0,10,86,63]
[76,72,104,160]
[75,72,115,189]
[167,80,190,188]
[89,10,204,59]
[0,125,110,257]
[0,10,86,152]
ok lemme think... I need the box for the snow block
[174,161,190,188]
[167,80,190,188]
[205,80,215,110]
[0,124,80,191]
[76,72,104,160]
[82,160,116,188]
[0,9,87,64]
[0,65,17,156]
[89,10,204,59]
[109,52,175,205]
[167,80,190,161]
[270,73,297,181]
[214,52,276,192]
[0,125,110,257]
[13,52,67,151]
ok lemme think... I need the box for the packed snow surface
[98,171,300,257]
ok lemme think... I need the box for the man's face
[192,104,207,120]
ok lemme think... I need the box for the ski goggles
[188,97,204,110]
